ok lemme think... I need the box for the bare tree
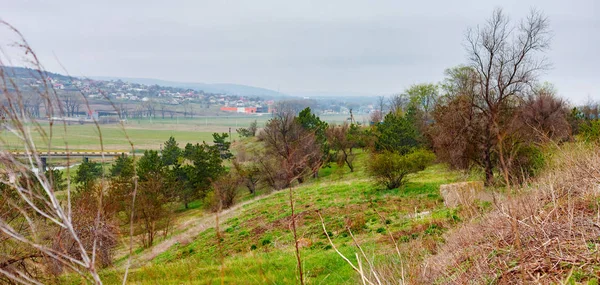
[142,100,156,118]
[159,102,167,119]
[326,123,359,172]
[369,110,383,124]
[209,173,242,210]
[117,103,128,120]
[376,95,387,115]
[466,8,551,185]
[388,93,410,115]
[21,94,43,118]
[232,158,261,195]
[258,113,321,185]
[581,98,599,121]
[61,93,81,117]
[274,99,318,116]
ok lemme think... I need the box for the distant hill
[91,76,292,99]
[290,91,378,104]
[1,66,292,99]
[1,66,73,82]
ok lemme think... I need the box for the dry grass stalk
[0,22,137,284]
[423,143,600,284]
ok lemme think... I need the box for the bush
[509,144,546,184]
[367,149,435,189]
[580,120,600,143]
[237,120,258,137]
[205,173,242,212]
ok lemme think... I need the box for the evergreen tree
[183,142,226,199]
[375,111,420,155]
[168,164,194,209]
[161,136,181,166]
[45,168,66,192]
[110,153,135,179]
[74,158,102,191]
[297,107,330,164]
[137,150,164,181]
[212,133,233,159]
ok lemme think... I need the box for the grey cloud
[0,0,598,102]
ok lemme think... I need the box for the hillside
[86,152,472,284]
[61,144,599,285]
[0,66,72,81]
[91,76,292,99]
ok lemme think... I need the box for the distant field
[0,114,366,152]
[1,119,235,152]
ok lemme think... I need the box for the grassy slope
[92,153,469,284]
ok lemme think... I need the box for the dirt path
[124,195,266,268]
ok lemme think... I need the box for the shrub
[580,120,600,143]
[237,120,258,137]
[508,144,546,184]
[367,149,435,189]
[205,173,242,212]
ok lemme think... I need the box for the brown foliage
[208,173,242,211]
[431,92,485,170]
[432,9,567,187]
[518,86,571,143]
[52,185,119,272]
[136,176,173,248]
[369,110,383,124]
[326,123,358,172]
[231,154,261,195]
[423,144,600,284]
[258,113,321,186]
[434,8,552,186]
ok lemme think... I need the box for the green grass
[0,115,367,152]
[81,152,469,284]
[0,120,238,152]
[98,247,360,285]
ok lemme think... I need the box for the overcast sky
[1,0,598,102]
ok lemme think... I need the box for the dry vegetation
[423,143,600,284]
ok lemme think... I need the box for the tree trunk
[483,144,494,186]
[342,149,354,172]
[247,182,256,195]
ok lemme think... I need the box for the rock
[439,181,485,207]
[413,211,431,219]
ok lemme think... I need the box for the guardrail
[8,151,129,157]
